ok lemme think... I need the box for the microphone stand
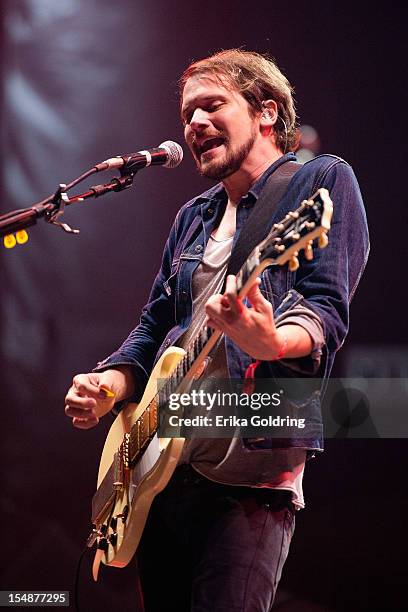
[0,169,135,239]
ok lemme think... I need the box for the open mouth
[198,137,225,155]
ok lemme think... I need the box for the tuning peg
[289,254,300,271]
[305,240,314,260]
[318,233,329,249]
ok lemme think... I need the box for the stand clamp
[45,183,80,234]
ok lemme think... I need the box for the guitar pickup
[113,449,124,490]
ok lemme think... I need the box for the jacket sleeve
[269,158,370,379]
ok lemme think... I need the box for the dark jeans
[137,464,295,612]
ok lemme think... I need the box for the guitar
[88,187,333,580]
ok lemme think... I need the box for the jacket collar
[187,152,297,214]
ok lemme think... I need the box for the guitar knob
[289,255,299,272]
[97,537,109,551]
[116,505,129,523]
[110,517,117,530]
[318,233,329,249]
[109,533,118,546]
[305,241,313,261]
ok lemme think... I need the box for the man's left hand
[205,275,285,361]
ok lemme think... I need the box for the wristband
[273,332,288,361]
[243,333,288,395]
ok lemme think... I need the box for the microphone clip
[46,183,80,234]
[119,163,141,179]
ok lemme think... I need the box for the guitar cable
[74,546,89,612]
[74,496,118,611]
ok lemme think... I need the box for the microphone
[95,140,183,173]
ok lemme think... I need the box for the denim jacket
[96,152,369,451]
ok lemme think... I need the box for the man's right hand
[64,367,133,429]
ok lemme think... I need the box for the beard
[196,128,257,181]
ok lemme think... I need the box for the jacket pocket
[162,258,180,297]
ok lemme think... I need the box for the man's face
[181,74,260,180]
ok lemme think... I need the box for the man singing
[65,49,369,610]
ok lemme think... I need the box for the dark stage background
[1,2,406,610]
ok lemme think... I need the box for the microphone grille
[159,140,184,168]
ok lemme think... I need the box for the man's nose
[190,108,211,129]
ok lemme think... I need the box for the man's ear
[260,99,278,128]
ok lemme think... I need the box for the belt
[172,464,295,512]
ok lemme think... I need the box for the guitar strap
[224,159,302,280]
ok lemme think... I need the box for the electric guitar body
[91,346,186,576]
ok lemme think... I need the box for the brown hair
[179,49,298,152]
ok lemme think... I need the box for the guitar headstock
[259,187,333,271]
